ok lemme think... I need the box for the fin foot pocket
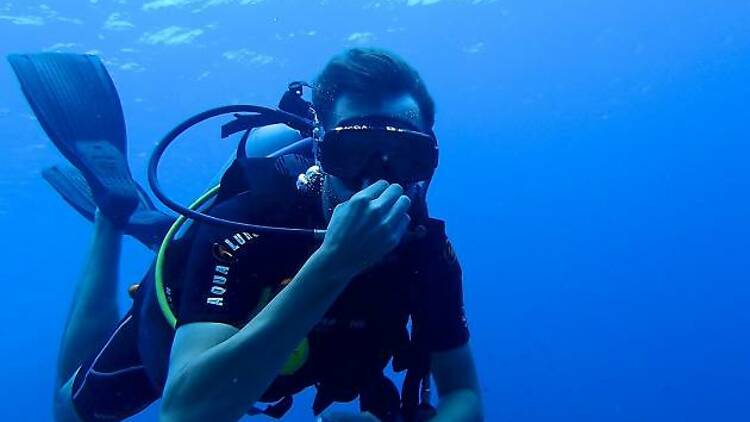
[42,164,174,250]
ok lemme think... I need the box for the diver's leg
[54,373,83,422]
[55,310,161,422]
[56,211,122,388]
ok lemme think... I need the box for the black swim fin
[42,164,174,250]
[8,53,140,226]
[42,165,97,222]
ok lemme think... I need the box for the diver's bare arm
[160,247,352,422]
[162,181,408,422]
[429,344,484,422]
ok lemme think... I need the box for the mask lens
[320,123,436,185]
[319,129,373,181]
[379,131,436,182]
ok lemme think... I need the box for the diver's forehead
[330,93,425,130]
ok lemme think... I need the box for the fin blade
[42,165,97,222]
[8,53,139,224]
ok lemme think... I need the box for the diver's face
[321,93,426,218]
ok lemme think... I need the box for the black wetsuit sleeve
[176,198,277,329]
[412,221,470,352]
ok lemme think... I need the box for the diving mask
[317,117,438,186]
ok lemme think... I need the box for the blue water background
[0,1,748,420]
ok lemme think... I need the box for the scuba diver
[9,48,482,422]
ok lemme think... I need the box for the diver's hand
[321,180,411,279]
[318,410,381,422]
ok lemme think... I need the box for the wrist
[311,245,359,283]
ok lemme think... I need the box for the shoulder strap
[215,155,309,204]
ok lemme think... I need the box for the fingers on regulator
[391,212,411,243]
[384,195,412,228]
[355,180,389,201]
[388,194,412,219]
[371,183,404,210]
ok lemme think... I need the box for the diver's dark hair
[312,48,435,129]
